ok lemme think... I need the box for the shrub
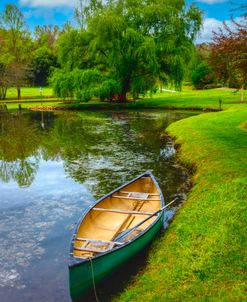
[191,61,215,90]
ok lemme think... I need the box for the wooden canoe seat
[74,238,124,254]
[92,208,155,215]
[75,237,124,246]
[74,246,112,253]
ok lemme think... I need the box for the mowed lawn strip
[114,105,247,302]
[2,87,246,111]
[64,89,246,111]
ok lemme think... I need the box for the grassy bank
[58,88,245,111]
[115,104,247,301]
[2,101,62,110]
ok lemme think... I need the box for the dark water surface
[0,110,195,302]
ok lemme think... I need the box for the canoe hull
[69,213,163,301]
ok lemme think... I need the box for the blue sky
[0,1,245,43]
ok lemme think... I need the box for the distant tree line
[0,1,202,101]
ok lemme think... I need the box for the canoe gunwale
[68,170,165,268]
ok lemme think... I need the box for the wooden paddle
[116,197,180,241]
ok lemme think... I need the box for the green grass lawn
[0,87,60,109]
[6,87,53,99]
[114,104,247,301]
[147,88,245,109]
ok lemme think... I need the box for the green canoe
[69,171,164,300]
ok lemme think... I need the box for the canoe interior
[73,175,162,259]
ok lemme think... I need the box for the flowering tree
[211,5,247,101]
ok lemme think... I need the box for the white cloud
[196,17,244,44]
[196,18,222,43]
[20,0,77,8]
[197,0,227,4]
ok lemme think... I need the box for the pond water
[0,110,195,302]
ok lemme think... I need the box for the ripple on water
[0,269,24,289]
[0,191,93,289]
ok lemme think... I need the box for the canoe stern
[69,211,164,300]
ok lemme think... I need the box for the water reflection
[0,110,195,302]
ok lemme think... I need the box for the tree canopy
[0,4,32,99]
[52,0,201,102]
[210,4,247,100]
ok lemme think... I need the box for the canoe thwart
[112,195,160,201]
[92,207,156,215]
[120,190,160,196]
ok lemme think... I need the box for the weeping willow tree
[52,0,201,102]
[51,68,120,102]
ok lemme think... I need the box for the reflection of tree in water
[49,111,178,197]
[0,158,39,187]
[0,112,40,187]
[0,110,188,192]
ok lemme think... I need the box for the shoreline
[27,104,220,112]
[114,104,247,301]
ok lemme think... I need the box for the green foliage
[33,46,58,86]
[86,0,201,99]
[0,4,32,99]
[0,4,25,33]
[97,79,121,100]
[34,25,60,49]
[51,68,120,102]
[191,61,215,89]
[50,69,75,99]
[57,29,91,71]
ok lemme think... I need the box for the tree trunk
[120,78,131,102]
[17,86,21,100]
[241,83,244,102]
[116,93,127,102]
[133,91,139,100]
[3,87,7,100]
[0,87,7,100]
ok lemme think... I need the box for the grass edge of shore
[113,104,247,302]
